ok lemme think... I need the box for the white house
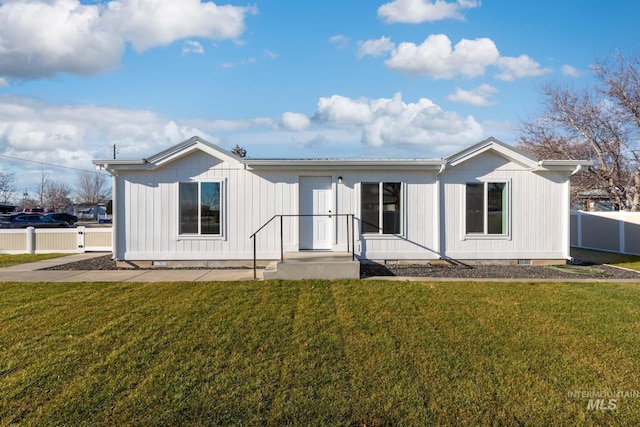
[93,136,590,267]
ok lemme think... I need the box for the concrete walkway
[1,252,640,283]
[0,253,262,282]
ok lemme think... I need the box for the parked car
[0,213,69,228]
[20,207,47,214]
[44,212,78,225]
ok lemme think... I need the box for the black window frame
[361,182,403,235]
[178,181,223,237]
[465,181,509,236]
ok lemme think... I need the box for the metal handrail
[250,213,356,279]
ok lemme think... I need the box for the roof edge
[446,137,539,168]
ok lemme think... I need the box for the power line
[0,153,106,175]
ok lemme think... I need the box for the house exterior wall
[113,151,442,261]
[107,139,576,263]
[116,153,292,260]
[348,170,439,260]
[440,151,569,260]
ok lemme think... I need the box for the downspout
[566,164,583,259]
[110,172,118,261]
[435,163,446,259]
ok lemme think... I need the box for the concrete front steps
[262,251,360,280]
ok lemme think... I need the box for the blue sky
[1,0,639,192]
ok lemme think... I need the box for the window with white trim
[465,182,508,235]
[361,182,403,234]
[179,181,223,236]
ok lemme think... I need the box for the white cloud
[357,37,395,59]
[0,0,123,78]
[0,0,256,79]
[185,117,274,132]
[220,57,257,69]
[316,95,375,127]
[382,34,550,82]
[0,77,7,87]
[495,55,552,81]
[328,35,350,49]
[386,34,499,79]
[481,119,515,142]
[378,0,480,24]
[102,0,256,52]
[447,84,499,106]
[0,96,210,175]
[264,49,278,60]
[315,92,482,150]
[561,64,582,78]
[295,135,330,149]
[182,40,204,55]
[280,112,311,131]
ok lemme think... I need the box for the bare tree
[75,172,110,204]
[34,168,48,208]
[593,51,640,210]
[518,51,640,211]
[518,119,594,207]
[43,181,72,212]
[0,171,16,203]
[231,144,247,158]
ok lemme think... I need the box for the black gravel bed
[43,255,640,280]
[43,256,122,270]
[42,256,250,271]
[360,262,640,280]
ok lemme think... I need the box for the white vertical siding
[113,148,570,262]
[117,153,321,260]
[345,170,439,260]
[441,151,567,259]
[115,153,442,261]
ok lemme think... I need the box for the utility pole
[113,144,117,160]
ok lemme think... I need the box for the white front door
[299,176,332,250]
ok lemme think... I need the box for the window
[361,182,402,234]
[179,181,222,236]
[465,182,508,235]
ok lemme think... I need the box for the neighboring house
[69,204,108,220]
[575,189,615,212]
[0,204,17,213]
[93,136,590,265]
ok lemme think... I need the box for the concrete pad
[262,260,360,280]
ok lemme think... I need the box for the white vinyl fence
[571,211,640,256]
[0,226,112,254]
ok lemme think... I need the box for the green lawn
[571,247,640,271]
[0,253,71,268]
[1,280,639,425]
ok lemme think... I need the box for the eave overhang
[243,159,447,170]
[92,159,148,174]
[536,159,593,175]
